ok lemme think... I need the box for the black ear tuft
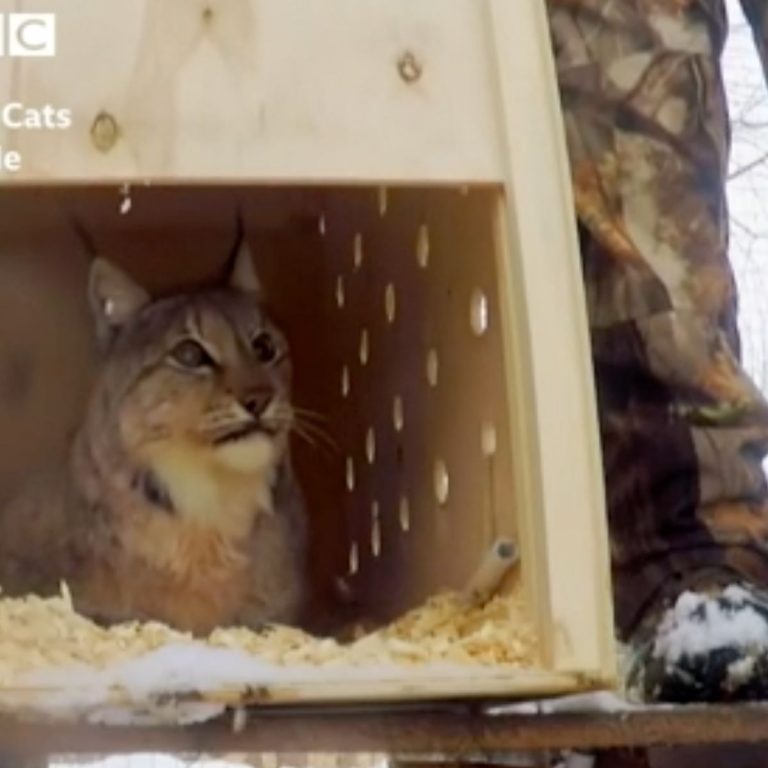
[225,207,261,295]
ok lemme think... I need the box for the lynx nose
[243,388,272,418]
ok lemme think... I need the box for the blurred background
[723,0,768,395]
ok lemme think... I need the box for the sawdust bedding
[0,583,538,688]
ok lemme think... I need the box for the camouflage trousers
[547,0,768,636]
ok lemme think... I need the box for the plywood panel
[11,0,502,183]
[322,188,516,617]
[0,202,93,505]
[485,0,615,682]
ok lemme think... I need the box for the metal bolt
[397,51,423,83]
[91,111,120,153]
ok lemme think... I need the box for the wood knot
[90,111,120,153]
[397,51,422,84]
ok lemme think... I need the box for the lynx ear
[229,240,262,295]
[88,258,150,344]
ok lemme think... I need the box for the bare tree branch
[728,149,768,180]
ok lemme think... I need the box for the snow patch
[484,692,636,715]
[726,656,757,689]
[0,641,534,724]
[653,589,768,666]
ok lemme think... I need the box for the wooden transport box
[0,0,615,721]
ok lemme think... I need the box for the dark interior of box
[0,185,516,636]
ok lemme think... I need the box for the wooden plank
[483,0,615,680]
[0,670,585,718]
[3,706,768,755]
[8,0,502,183]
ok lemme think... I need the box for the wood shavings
[0,584,538,690]
[207,589,537,668]
[0,593,189,686]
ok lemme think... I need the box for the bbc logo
[0,14,55,57]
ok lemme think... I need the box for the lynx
[0,245,307,635]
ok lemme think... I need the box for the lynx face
[86,248,294,522]
[115,291,292,472]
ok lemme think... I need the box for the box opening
[0,183,522,618]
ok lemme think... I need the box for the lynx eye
[170,339,215,369]
[252,331,277,364]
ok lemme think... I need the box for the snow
[559,755,596,768]
[484,692,637,716]
[722,585,751,604]
[652,590,768,666]
[726,656,757,688]
[0,641,534,725]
